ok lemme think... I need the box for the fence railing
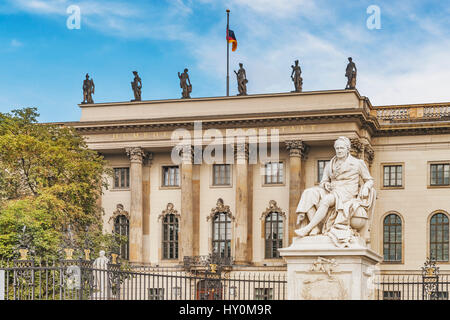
[374,273,450,300]
[374,103,450,123]
[0,259,286,300]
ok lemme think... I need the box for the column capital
[126,147,152,165]
[350,138,364,158]
[234,143,249,162]
[175,144,194,164]
[363,143,375,167]
[350,138,374,167]
[285,140,308,159]
[126,147,145,163]
[143,152,153,166]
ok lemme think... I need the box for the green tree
[0,107,113,260]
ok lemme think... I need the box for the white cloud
[360,41,450,106]
[9,0,67,15]
[10,39,23,47]
[229,0,318,18]
[4,0,450,105]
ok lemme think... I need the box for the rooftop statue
[131,71,142,101]
[82,73,95,104]
[345,57,357,90]
[295,136,376,247]
[178,68,192,99]
[291,60,303,92]
[234,63,248,96]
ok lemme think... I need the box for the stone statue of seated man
[295,136,376,247]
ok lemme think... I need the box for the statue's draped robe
[296,154,375,246]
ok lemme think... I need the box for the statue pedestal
[279,235,382,300]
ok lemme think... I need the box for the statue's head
[133,71,138,75]
[184,68,188,73]
[295,60,299,65]
[99,250,105,257]
[239,63,243,67]
[348,57,352,62]
[85,73,89,79]
[334,136,351,159]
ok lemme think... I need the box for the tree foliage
[0,107,113,260]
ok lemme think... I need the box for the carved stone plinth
[279,235,382,300]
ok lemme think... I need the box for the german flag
[227,28,237,52]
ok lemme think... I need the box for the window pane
[383,214,402,262]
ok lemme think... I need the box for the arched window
[265,212,284,259]
[114,215,129,260]
[430,213,449,262]
[212,212,231,259]
[383,214,402,262]
[162,214,179,259]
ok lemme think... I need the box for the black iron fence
[0,259,286,300]
[374,273,450,300]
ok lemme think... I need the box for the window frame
[428,212,449,262]
[148,288,164,300]
[211,163,232,188]
[428,161,450,188]
[380,162,405,190]
[113,167,130,190]
[264,212,284,259]
[160,165,181,189]
[162,214,179,260]
[254,288,273,300]
[383,291,401,300]
[262,161,285,187]
[382,213,403,264]
[212,212,232,259]
[316,159,331,184]
[114,214,130,260]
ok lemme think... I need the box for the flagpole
[226,9,230,97]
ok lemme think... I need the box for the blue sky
[1,0,449,123]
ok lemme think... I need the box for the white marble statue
[92,250,109,299]
[295,136,376,247]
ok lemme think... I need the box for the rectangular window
[264,162,284,185]
[162,166,180,187]
[383,165,403,187]
[148,288,164,300]
[114,168,130,189]
[317,160,330,182]
[430,163,450,186]
[213,164,231,186]
[383,291,401,300]
[435,292,449,300]
[254,288,273,300]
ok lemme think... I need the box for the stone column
[351,138,374,169]
[180,145,194,261]
[285,140,308,246]
[126,147,146,263]
[234,143,249,265]
[142,152,153,264]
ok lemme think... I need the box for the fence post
[0,270,5,300]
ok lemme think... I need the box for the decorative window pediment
[260,200,285,220]
[108,204,130,224]
[207,198,235,221]
[158,203,180,220]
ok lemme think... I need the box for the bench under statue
[295,136,376,248]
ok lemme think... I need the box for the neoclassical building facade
[64,89,450,274]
